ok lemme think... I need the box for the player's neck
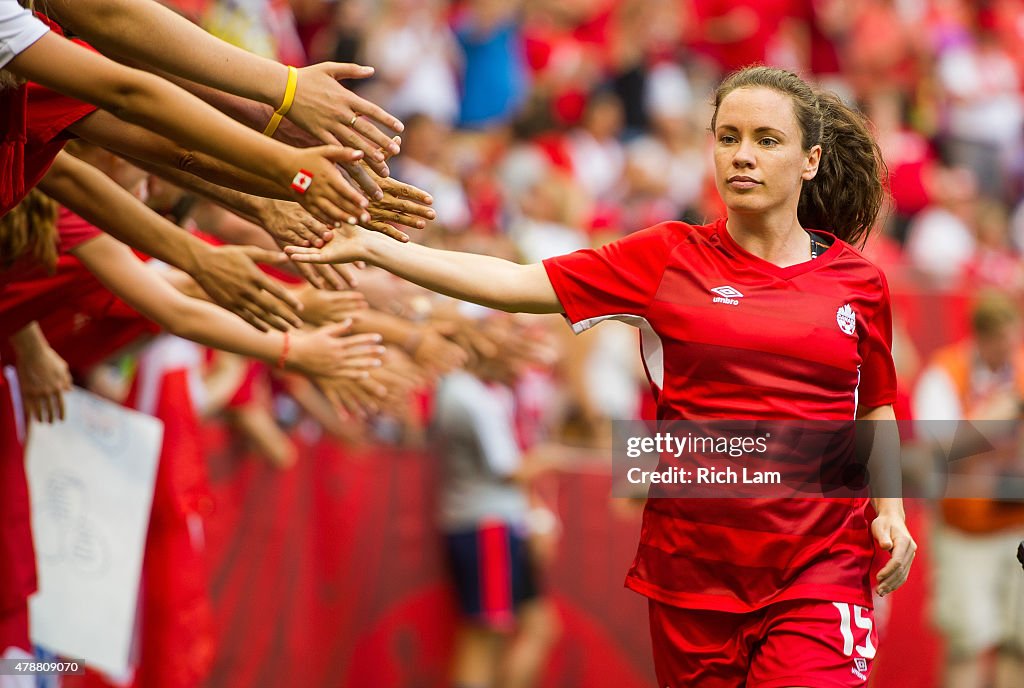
[725,212,809,268]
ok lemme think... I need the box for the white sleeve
[0,0,48,69]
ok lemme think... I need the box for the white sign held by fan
[25,386,163,676]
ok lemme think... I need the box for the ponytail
[1,189,59,274]
[712,66,886,246]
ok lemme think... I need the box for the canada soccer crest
[836,304,856,335]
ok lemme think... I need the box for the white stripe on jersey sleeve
[565,313,664,391]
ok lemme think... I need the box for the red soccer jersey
[0,15,98,216]
[542,219,897,612]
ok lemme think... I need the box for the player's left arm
[857,403,917,596]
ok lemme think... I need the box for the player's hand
[291,62,403,177]
[288,251,362,291]
[268,234,361,291]
[252,198,362,289]
[284,223,368,265]
[871,509,917,596]
[15,340,72,424]
[287,320,385,379]
[192,244,305,332]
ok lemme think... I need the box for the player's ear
[802,144,822,181]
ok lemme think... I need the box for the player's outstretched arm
[285,226,564,315]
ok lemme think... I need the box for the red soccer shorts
[648,598,877,688]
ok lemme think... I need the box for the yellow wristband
[262,65,298,137]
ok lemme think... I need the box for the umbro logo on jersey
[836,303,857,335]
[710,285,743,306]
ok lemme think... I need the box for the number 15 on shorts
[833,602,876,679]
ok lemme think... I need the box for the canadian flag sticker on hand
[291,169,314,194]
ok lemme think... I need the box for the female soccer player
[287,66,917,687]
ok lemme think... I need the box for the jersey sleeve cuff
[541,257,585,333]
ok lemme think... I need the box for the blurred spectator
[913,291,1024,688]
[793,0,844,81]
[965,198,1024,293]
[922,0,975,54]
[843,0,923,101]
[605,0,689,132]
[868,90,937,243]
[625,104,707,227]
[521,1,604,125]
[642,60,696,128]
[905,165,979,287]
[202,0,305,64]
[361,0,461,124]
[454,0,529,129]
[391,114,471,232]
[506,172,589,264]
[433,316,560,688]
[688,0,798,73]
[566,89,626,201]
[323,0,370,65]
[935,11,1024,201]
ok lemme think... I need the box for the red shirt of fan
[542,219,897,613]
[0,208,105,341]
[0,15,98,215]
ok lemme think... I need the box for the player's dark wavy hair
[710,66,886,247]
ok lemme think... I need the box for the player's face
[712,87,821,217]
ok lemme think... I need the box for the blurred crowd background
[50,0,1024,687]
